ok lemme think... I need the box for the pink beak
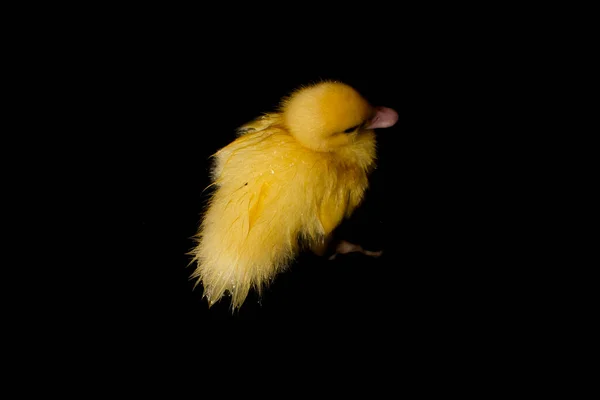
[366,106,398,129]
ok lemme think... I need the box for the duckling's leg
[328,240,383,260]
[311,235,333,257]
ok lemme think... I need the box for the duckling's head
[280,81,398,152]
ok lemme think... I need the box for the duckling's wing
[236,113,283,136]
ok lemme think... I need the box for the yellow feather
[190,81,386,310]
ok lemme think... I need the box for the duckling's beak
[366,106,398,129]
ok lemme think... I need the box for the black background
[4,7,577,393]
[5,7,569,390]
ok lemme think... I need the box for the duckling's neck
[333,131,377,172]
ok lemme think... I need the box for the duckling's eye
[343,125,359,134]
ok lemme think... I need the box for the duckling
[189,81,398,310]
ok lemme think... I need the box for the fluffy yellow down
[190,81,377,310]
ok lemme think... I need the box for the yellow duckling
[190,81,398,310]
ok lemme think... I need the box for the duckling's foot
[328,240,383,260]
